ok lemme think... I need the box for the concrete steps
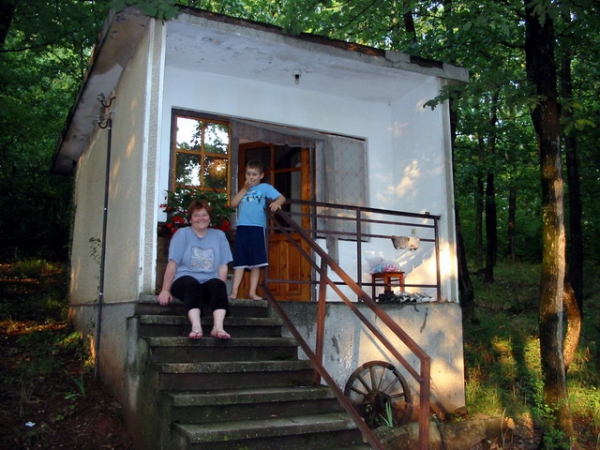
[135,296,371,450]
[172,413,362,450]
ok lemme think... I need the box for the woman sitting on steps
[158,199,233,340]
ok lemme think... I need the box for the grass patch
[465,261,600,448]
[0,259,68,321]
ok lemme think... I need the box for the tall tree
[560,9,583,311]
[484,90,499,283]
[523,0,574,444]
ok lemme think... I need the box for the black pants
[171,276,230,316]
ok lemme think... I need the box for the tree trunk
[507,185,516,262]
[561,13,584,313]
[476,139,484,269]
[448,100,475,316]
[523,0,574,442]
[457,206,475,317]
[402,2,417,44]
[484,171,496,283]
[484,91,499,283]
[0,0,17,46]
[563,280,581,370]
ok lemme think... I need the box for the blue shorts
[232,226,268,269]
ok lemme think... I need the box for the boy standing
[229,159,285,300]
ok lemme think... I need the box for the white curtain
[316,135,368,247]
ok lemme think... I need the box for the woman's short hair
[187,199,212,221]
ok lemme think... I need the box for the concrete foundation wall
[69,301,136,402]
[278,301,466,414]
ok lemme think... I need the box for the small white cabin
[52,6,469,436]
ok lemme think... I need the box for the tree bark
[484,91,499,283]
[0,0,16,46]
[523,0,574,443]
[484,171,496,283]
[563,280,581,370]
[560,12,584,313]
[507,185,516,261]
[448,101,475,316]
[476,138,485,269]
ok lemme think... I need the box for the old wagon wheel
[344,360,413,427]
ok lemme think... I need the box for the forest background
[1,0,599,448]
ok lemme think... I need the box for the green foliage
[110,0,181,21]
[0,0,108,260]
[377,400,394,428]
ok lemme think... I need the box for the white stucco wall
[71,128,109,304]
[389,78,459,302]
[70,29,151,305]
[157,64,458,302]
[69,18,158,400]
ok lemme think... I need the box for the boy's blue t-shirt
[169,226,233,283]
[236,183,282,228]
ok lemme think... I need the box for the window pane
[204,122,229,155]
[177,117,201,150]
[176,154,201,186]
[204,157,227,190]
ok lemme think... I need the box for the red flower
[214,220,231,232]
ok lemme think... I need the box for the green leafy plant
[160,186,234,236]
[378,400,394,427]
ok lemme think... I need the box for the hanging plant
[160,186,234,236]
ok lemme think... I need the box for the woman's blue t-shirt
[169,227,233,283]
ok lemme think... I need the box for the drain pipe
[94,93,115,379]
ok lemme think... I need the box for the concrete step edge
[144,336,297,347]
[137,315,282,326]
[138,294,270,309]
[173,412,357,443]
[163,386,335,407]
[153,360,313,374]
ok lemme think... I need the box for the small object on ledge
[371,271,405,300]
[391,235,420,250]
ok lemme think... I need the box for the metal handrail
[265,199,441,299]
[259,203,433,450]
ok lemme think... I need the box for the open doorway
[236,142,312,301]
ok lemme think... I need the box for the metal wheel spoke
[380,377,401,394]
[355,374,375,394]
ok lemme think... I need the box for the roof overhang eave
[51,7,149,175]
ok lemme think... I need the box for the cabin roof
[52,6,468,174]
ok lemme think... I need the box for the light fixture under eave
[294,70,301,85]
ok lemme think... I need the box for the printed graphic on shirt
[243,190,264,204]
[190,246,214,272]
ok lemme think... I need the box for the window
[171,112,230,197]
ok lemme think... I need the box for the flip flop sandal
[188,330,203,339]
[210,330,231,340]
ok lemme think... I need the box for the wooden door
[237,143,312,301]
